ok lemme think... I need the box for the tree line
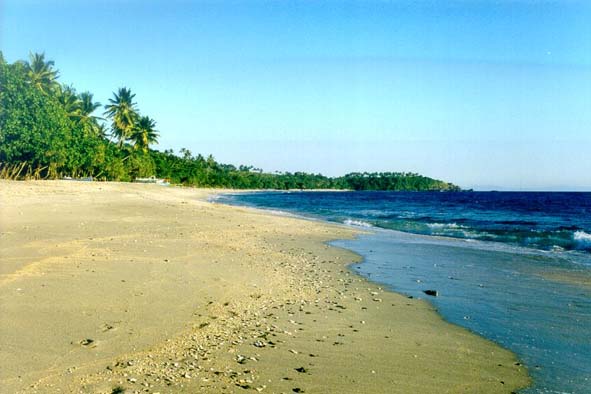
[0,52,460,191]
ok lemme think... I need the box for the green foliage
[55,84,81,121]
[130,116,159,153]
[335,172,460,191]
[0,51,460,191]
[149,150,459,191]
[126,150,156,179]
[22,52,59,94]
[0,60,71,174]
[104,87,138,146]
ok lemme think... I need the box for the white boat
[134,176,169,185]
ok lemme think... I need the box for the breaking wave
[216,191,591,254]
[343,219,374,228]
[574,231,591,251]
[426,222,464,230]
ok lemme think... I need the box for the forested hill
[0,52,460,191]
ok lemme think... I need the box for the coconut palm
[77,92,104,132]
[55,84,81,121]
[130,116,159,153]
[104,88,138,146]
[95,123,109,139]
[79,92,101,119]
[24,52,59,94]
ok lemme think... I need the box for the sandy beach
[0,181,530,393]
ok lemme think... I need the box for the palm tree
[130,116,159,153]
[78,92,103,132]
[95,123,109,139]
[24,52,59,94]
[104,88,138,147]
[55,84,81,121]
[79,92,101,119]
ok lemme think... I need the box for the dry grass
[0,162,96,180]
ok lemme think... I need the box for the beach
[0,181,529,393]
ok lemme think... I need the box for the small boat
[134,176,169,186]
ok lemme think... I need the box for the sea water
[215,191,591,394]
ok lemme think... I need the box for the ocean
[215,191,591,394]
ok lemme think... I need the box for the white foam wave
[427,222,464,230]
[343,219,374,228]
[573,231,591,250]
[263,209,300,218]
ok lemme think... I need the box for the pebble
[253,341,265,348]
[423,289,438,297]
[79,338,94,346]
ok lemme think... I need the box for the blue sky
[2,0,590,190]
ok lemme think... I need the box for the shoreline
[0,181,530,393]
[214,192,541,386]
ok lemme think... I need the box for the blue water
[216,191,591,393]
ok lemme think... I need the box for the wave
[343,219,374,228]
[372,219,591,253]
[574,231,591,250]
[217,191,591,254]
[426,222,465,230]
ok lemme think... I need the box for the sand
[0,180,530,393]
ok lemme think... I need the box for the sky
[1,0,590,190]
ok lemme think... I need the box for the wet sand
[0,181,529,393]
